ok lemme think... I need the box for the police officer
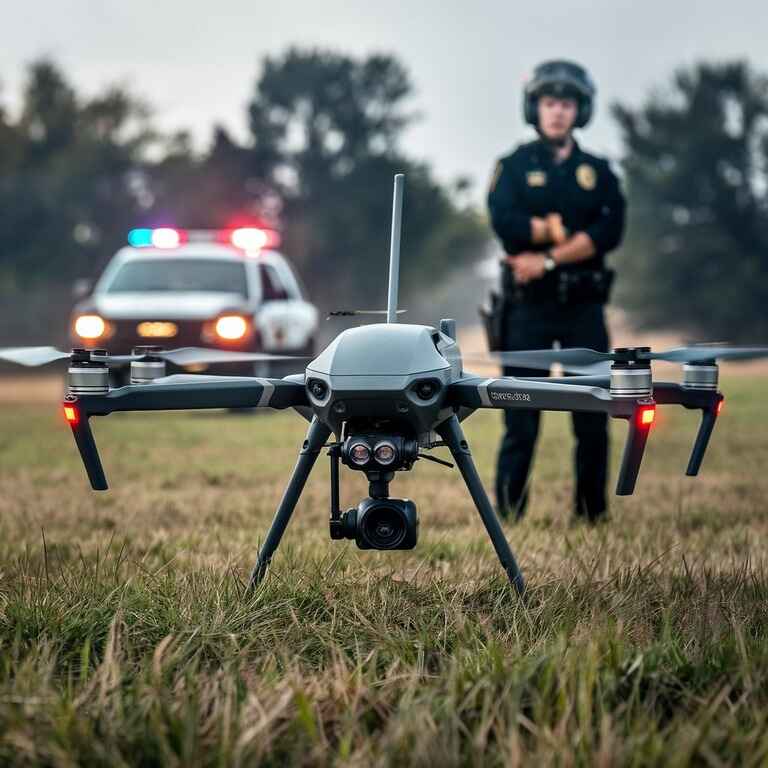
[487,60,626,523]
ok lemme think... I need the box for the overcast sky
[3,0,767,204]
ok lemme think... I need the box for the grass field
[1,374,768,766]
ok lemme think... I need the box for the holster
[479,289,509,352]
[479,263,517,351]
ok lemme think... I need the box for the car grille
[107,319,207,352]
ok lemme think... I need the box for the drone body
[2,174,764,596]
[303,322,461,436]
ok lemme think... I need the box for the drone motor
[609,348,653,399]
[67,349,109,396]
[682,361,719,390]
[130,346,167,385]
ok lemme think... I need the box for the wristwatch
[543,250,557,272]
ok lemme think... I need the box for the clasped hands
[506,213,567,285]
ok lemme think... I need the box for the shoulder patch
[488,162,503,193]
[576,163,597,191]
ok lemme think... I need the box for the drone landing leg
[437,416,525,595]
[249,418,332,588]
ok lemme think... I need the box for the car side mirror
[72,278,92,300]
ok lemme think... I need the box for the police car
[70,227,318,379]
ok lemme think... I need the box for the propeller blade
[469,347,613,373]
[463,354,611,375]
[483,343,768,370]
[0,346,309,369]
[101,354,142,367]
[497,347,611,367]
[157,347,308,366]
[0,347,71,366]
[646,345,768,364]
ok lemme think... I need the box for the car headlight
[215,315,249,340]
[74,314,108,339]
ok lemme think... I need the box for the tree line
[0,50,485,317]
[0,52,766,341]
[613,61,768,342]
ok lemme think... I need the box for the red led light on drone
[63,405,79,425]
[638,405,656,427]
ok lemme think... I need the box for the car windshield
[105,259,248,296]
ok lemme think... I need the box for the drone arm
[448,377,655,495]
[80,376,308,415]
[63,377,309,490]
[449,376,622,415]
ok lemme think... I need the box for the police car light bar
[127,227,281,251]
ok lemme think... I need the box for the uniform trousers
[496,300,610,521]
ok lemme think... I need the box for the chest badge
[576,163,597,190]
[526,170,547,187]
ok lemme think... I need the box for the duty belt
[509,267,615,305]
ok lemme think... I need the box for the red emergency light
[218,227,281,251]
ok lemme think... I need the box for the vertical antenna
[387,173,405,324]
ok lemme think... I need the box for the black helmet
[523,60,596,129]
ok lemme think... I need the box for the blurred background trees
[0,49,485,343]
[613,61,768,341]
[0,60,154,292]
[0,53,766,344]
[242,48,487,306]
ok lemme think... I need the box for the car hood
[90,292,250,320]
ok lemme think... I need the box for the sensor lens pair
[348,440,396,467]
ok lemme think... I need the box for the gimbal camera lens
[342,497,418,550]
[362,504,407,549]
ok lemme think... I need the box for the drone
[3,174,767,595]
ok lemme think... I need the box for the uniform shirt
[488,138,626,299]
